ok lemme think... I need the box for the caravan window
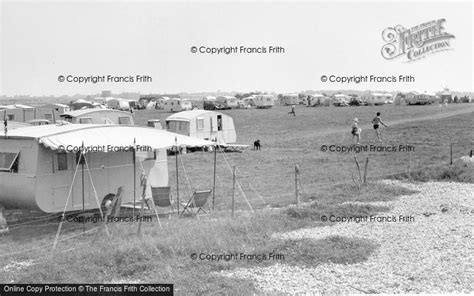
[0,152,20,173]
[7,114,14,121]
[217,115,223,131]
[196,117,204,131]
[44,114,53,120]
[119,117,131,125]
[177,121,189,133]
[167,121,177,131]
[79,117,92,124]
[56,153,68,171]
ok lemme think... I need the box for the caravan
[216,96,238,109]
[254,95,275,109]
[163,98,193,112]
[280,94,299,106]
[59,109,135,125]
[166,110,237,144]
[0,105,36,122]
[0,124,213,213]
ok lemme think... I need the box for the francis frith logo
[381,19,455,62]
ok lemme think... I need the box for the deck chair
[149,186,175,216]
[180,190,212,218]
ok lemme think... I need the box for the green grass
[1,180,416,294]
[389,162,474,183]
[146,106,473,211]
[1,103,472,293]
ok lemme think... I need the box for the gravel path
[222,180,474,294]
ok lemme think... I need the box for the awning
[37,125,215,153]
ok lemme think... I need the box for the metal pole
[212,141,217,210]
[232,166,235,218]
[175,138,180,215]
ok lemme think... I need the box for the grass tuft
[390,163,474,183]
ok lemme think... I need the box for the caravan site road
[221,180,474,293]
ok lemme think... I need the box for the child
[351,118,361,144]
[288,104,296,116]
[372,112,388,142]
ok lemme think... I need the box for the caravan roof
[60,109,130,117]
[166,110,213,121]
[372,93,392,97]
[1,124,215,150]
[12,104,34,109]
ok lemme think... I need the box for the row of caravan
[203,95,275,110]
[0,109,234,219]
[146,97,193,112]
[279,93,393,106]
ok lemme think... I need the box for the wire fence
[0,140,472,260]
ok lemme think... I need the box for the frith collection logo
[381,19,455,62]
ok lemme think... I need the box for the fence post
[231,166,236,218]
[354,156,362,182]
[450,142,453,165]
[295,165,300,205]
[408,150,412,177]
[363,157,369,184]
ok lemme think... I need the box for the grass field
[1,180,418,294]
[134,103,474,210]
[1,103,473,294]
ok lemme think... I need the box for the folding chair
[149,186,175,216]
[180,190,212,218]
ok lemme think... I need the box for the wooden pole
[295,165,300,205]
[363,157,369,184]
[212,142,217,210]
[175,138,180,215]
[354,156,362,182]
[450,142,453,165]
[137,175,148,236]
[232,166,236,218]
[408,150,412,177]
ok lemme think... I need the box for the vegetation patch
[286,203,390,221]
[267,236,379,267]
[389,163,473,183]
[308,182,418,204]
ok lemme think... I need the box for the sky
[0,0,473,96]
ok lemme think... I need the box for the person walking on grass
[372,112,388,142]
[288,104,296,116]
[351,118,362,144]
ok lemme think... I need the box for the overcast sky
[0,1,472,96]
